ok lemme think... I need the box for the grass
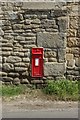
[42,79,79,101]
[0,79,79,101]
[0,84,27,97]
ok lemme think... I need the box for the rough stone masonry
[0,2,80,85]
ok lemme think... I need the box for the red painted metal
[31,48,43,77]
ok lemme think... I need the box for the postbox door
[32,54,43,77]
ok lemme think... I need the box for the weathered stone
[23,44,36,48]
[67,38,78,47]
[6,56,22,63]
[57,49,66,62]
[45,28,58,32]
[0,56,2,63]
[41,19,55,28]
[15,67,28,72]
[22,71,29,76]
[21,79,29,84]
[0,28,4,36]
[44,63,66,76]
[13,78,20,85]
[14,43,22,47]
[25,37,36,41]
[48,58,57,62]
[24,14,37,19]
[68,29,77,37]
[14,30,25,33]
[15,36,25,41]
[2,43,13,47]
[47,76,54,80]
[37,32,66,48]
[31,19,41,24]
[66,54,74,60]
[75,57,80,67]
[2,52,11,56]
[22,2,66,10]
[50,10,67,17]
[31,80,44,84]
[57,17,68,32]
[22,58,30,62]
[56,76,66,80]
[71,48,79,55]
[2,77,13,82]
[12,52,24,57]
[0,72,7,77]
[3,63,14,71]
[18,14,23,21]
[0,63,2,70]
[38,15,47,19]
[67,59,75,68]
[2,26,12,31]
[13,24,23,30]
[24,52,30,57]
[3,57,7,63]
[69,17,78,29]
[8,11,18,20]
[66,70,79,76]
[2,47,13,51]
[8,73,19,77]
[14,62,26,67]
[4,35,14,40]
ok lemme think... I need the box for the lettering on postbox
[31,48,43,77]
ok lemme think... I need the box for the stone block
[66,54,74,60]
[13,24,23,30]
[37,32,66,48]
[21,79,29,84]
[50,10,67,17]
[69,17,78,29]
[67,59,75,68]
[48,58,57,62]
[44,63,66,76]
[41,19,56,28]
[0,72,7,77]
[8,73,19,77]
[67,38,78,47]
[57,17,68,32]
[6,56,22,63]
[15,67,28,72]
[13,78,20,85]
[57,49,66,62]
[3,63,14,71]
[8,11,18,20]
[22,58,30,62]
[44,50,56,58]
[75,57,80,67]
[14,62,26,67]
[22,2,66,10]
[31,80,44,84]
[2,47,13,51]
[22,71,29,77]
[68,29,77,37]
[2,77,13,82]
[31,19,41,24]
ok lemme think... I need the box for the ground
[2,89,78,118]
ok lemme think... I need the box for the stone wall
[0,2,80,85]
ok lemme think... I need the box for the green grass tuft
[0,84,27,97]
[42,79,79,101]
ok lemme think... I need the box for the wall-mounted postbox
[31,48,43,78]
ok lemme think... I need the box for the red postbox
[31,48,43,77]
